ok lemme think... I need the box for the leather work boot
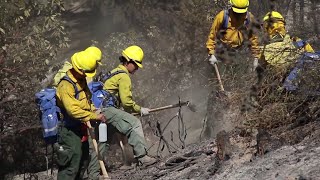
[138,155,158,167]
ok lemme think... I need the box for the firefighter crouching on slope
[261,11,315,70]
[55,51,107,180]
[206,0,262,70]
[100,45,157,166]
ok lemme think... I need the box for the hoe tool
[213,63,230,99]
[132,100,196,116]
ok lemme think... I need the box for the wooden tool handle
[132,101,189,116]
[214,63,225,92]
[86,122,109,179]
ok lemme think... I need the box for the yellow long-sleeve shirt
[265,21,314,54]
[56,70,97,123]
[262,34,315,69]
[103,64,141,113]
[206,10,260,58]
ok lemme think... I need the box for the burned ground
[1,0,320,179]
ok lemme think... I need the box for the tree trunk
[310,0,319,34]
[292,0,297,29]
[299,0,305,30]
[282,0,292,15]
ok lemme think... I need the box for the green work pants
[102,107,147,157]
[56,126,89,180]
[87,107,147,178]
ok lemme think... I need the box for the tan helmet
[122,45,144,68]
[71,51,97,77]
[230,0,249,14]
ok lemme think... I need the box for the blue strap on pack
[61,75,79,99]
[222,10,229,30]
[221,9,250,30]
[293,40,306,49]
[59,76,81,128]
[283,52,320,92]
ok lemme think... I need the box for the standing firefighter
[89,45,157,175]
[262,11,315,68]
[206,0,261,69]
[55,51,106,180]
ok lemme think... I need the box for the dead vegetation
[1,0,320,179]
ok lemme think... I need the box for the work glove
[94,108,102,115]
[208,54,218,65]
[97,113,107,123]
[140,107,151,116]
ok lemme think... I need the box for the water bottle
[99,122,107,142]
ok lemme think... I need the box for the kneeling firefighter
[88,45,157,176]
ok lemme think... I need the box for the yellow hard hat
[263,11,285,22]
[85,46,102,65]
[71,51,97,77]
[230,0,249,14]
[122,45,144,68]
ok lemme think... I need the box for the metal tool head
[185,101,197,112]
[216,90,231,99]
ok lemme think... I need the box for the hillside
[1,0,320,179]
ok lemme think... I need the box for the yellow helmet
[85,46,102,65]
[122,45,144,68]
[263,11,285,22]
[263,11,286,38]
[230,0,249,14]
[71,51,97,77]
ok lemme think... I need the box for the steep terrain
[2,0,320,179]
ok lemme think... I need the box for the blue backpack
[283,52,320,92]
[88,70,126,108]
[221,9,250,30]
[35,75,78,144]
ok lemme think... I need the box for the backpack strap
[101,70,127,82]
[221,9,250,30]
[244,11,250,27]
[221,9,229,30]
[61,75,80,99]
[293,40,306,49]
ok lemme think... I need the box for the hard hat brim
[85,69,96,77]
[232,6,248,14]
[134,61,143,68]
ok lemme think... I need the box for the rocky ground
[107,123,320,180]
[11,121,320,180]
[4,1,320,179]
